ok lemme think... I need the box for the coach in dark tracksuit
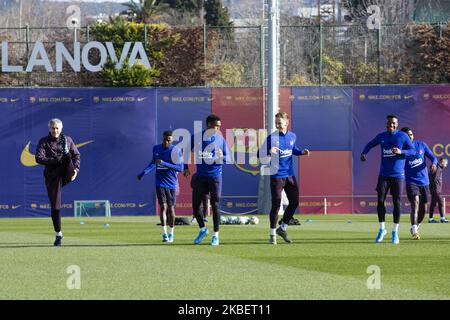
[35,118,80,246]
[429,158,449,223]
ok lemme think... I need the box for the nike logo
[20,140,94,167]
[74,98,83,102]
[138,203,148,208]
[137,97,146,102]
[404,95,413,99]
[12,205,21,209]
[334,202,343,207]
[11,98,20,102]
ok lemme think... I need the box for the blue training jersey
[404,140,437,186]
[362,130,415,179]
[186,130,231,178]
[261,130,305,178]
[138,144,183,189]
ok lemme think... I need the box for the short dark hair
[401,127,411,133]
[386,114,398,120]
[206,114,221,124]
[163,130,173,137]
[275,112,289,120]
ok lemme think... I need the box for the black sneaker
[53,235,63,246]
[276,227,292,243]
[269,235,277,245]
[279,218,301,226]
[60,134,69,155]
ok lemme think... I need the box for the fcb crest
[231,127,266,176]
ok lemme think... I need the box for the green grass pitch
[0,214,449,300]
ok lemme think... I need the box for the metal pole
[268,0,279,134]
[25,25,29,63]
[203,23,207,73]
[377,26,381,84]
[283,40,287,84]
[25,24,30,87]
[144,24,147,48]
[317,0,321,24]
[257,0,279,216]
[319,23,323,85]
[260,24,264,87]
[324,198,327,215]
[19,0,22,29]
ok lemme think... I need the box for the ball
[239,216,248,225]
[220,216,228,224]
[250,216,259,225]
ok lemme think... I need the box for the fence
[0,22,449,87]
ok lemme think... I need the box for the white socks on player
[162,225,167,235]
[412,224,418,234]
[380,222,386,230]
[56,231,62,237]
[392,223,399,232]
[213,232,219,237]
[270,228,276,236]
[170,227,174,235]
[280,222,288,231]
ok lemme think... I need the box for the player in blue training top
[259,112,310,245]
[183,114,231,246]
[361,115,415,244]
[137,131,184,243]
[401,127,437,240]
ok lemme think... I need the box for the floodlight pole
[267,0,279,134]
[257,0,280,216]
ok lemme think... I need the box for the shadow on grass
[1,238,449,249]
[0,242,195,249]
[213,238,450,245]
